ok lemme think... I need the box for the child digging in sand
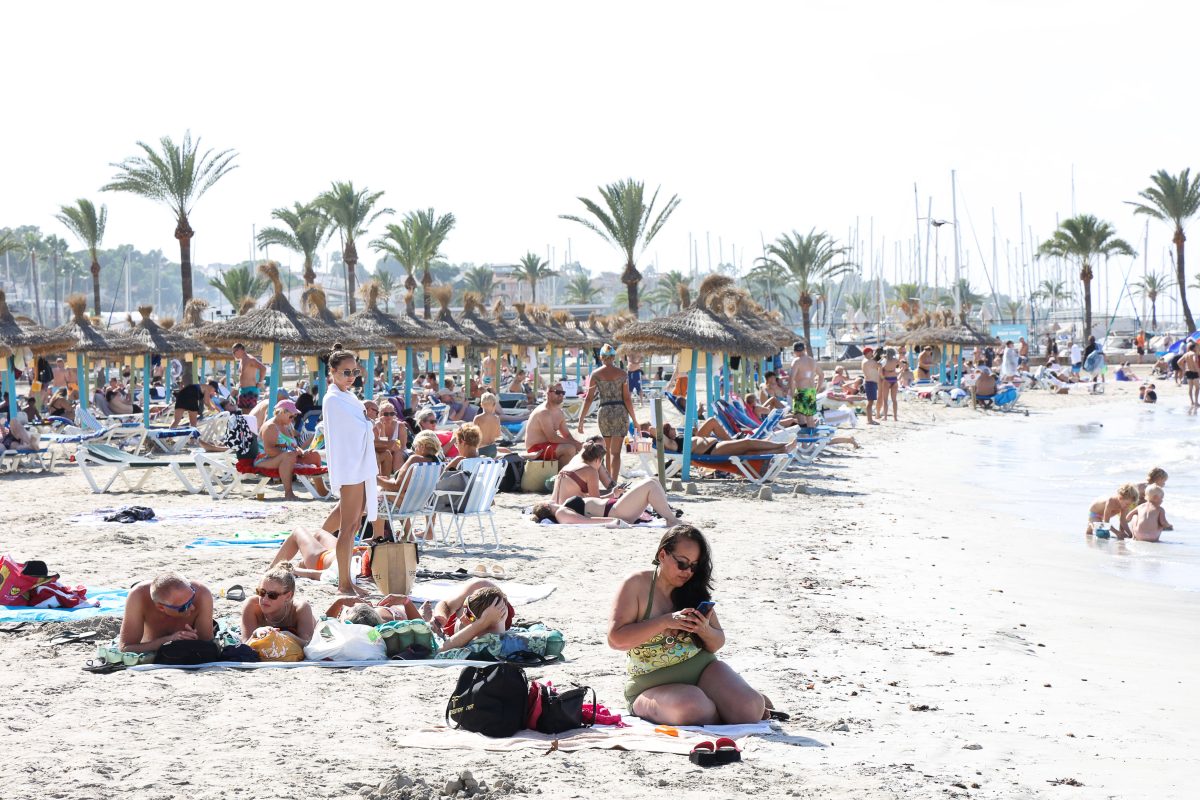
[1086,483,1140,539]
[1128,485,1172,542]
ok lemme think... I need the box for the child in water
[1127,485,1171,542]
[1086,483,1140,539]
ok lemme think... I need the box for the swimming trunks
[238,386,260,410]
[791,387,818,417]
[628,369,642,395]
[863,381,879,402]
[1186,371,1199,381]
[1088,512,1104,522]
[885,376,898,384]
[478,443,498,458]
[527,441,559,460]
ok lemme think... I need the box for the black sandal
[82,659,126,674]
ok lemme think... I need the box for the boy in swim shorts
[860,347,880,425]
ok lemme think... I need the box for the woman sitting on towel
[532,475,680,526]
[608,525,766,725]
[240,563,317,646]
[658,421,793,458]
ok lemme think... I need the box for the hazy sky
[4,1,1197,315]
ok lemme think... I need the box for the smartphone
[695,600,716,615]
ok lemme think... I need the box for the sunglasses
[380,411,396,417]
[549,389,565,395]
[337,369,364,378]
[255,587,289,600]
[156,587,196,613]
[669,554,700,573]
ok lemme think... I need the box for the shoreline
[1,382,1195,798]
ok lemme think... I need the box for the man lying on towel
[118,572,214,654]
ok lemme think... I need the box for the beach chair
[973,385,1024,414]
[634,441,788,488]
[1,444,49,473]
[192,452,330,500]
[373,461,443,540]
[76,443,201,494]
[436,460,505,550]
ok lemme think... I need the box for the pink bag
[0,555,90,608]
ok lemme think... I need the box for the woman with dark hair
[319,345,377,596]
[607,525,765,724]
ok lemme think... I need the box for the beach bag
[526,681,595,734]
[247,628,305,662]
[304,619,386,662]
[0,556,56,605]
[156,639,222,665]
[445,663,529,738]
[501,626,565,661]
[498,453,524,493]
[520,460,557,494]
[370,540,417,595]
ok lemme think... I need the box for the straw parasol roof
[346,282,439,349]
[891,324,996,348]
[545,309,590,348]
[128,305,206,356]
[0,288,77,356]
[503,302,550,347]
[296,285,393,353]
[51,294,143,357]
[197,261,338,349]
[456,294,504,348]
[430,287,478,349]
[395,287,459,346]
[711,287,794,348]
[616,274,775,357]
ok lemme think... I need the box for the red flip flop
[689,740,718,767]
[713,737,742,764]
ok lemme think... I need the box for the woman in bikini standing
[879,348,900,421]
[917,346,934,382]
[577,344,640,482]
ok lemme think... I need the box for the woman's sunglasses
[337,369,364,378]
[255,588,288,600]
[380,411,396,417]
[670,554,700,573]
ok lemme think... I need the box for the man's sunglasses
[155,587,196,613]
[549,389,566,395]
[255,588,288,600]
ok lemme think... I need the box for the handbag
[520,458,558,494]
[526,681,595,734]
[370,538,418,595]
[445,663,529,738]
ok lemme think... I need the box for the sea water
[934,400,1200,593]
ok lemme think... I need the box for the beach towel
[406,579,556,606]
[390,718,786,755]
[72,505,274,526]
[0,588,127,623]
[127,657,495,673]
[185,534,290,550]
[521,509,667,529]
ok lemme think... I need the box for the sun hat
[599,343,617,357]
[276,399,299,415]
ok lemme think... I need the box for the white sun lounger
[76,443,201,494]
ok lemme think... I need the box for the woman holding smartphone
[607,525,765,725]
[320,344,378,596]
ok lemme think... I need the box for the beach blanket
[406,579,555,606]
[0,588,128,623]
[128,657,494,673]
[73,506,274,526]
[521,510,667,529]
[391,718,784,755]
[185,534,289,550]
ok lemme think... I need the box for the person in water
[1086,483,1140,539]
[1127,485,1171,542]
[607,525,765,725]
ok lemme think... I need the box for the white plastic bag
[303,619,387,662]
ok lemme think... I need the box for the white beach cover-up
[323,382,378,521]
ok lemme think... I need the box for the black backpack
[156,639,222,665]
[445,663,529,737]
[497,453,525,493]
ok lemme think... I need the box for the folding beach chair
[76,443,201,494]
[373,461,443,540]
[436,460,506,550]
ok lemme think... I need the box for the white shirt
[1001,347,1020,377]
[1070,344,1082,364]
[322,383,378,520]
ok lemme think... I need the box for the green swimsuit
[623,568,716,705]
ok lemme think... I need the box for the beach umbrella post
[575,350,582,387]
[317,358,327,401]
[436,346,445,390]
[681,348,699,481]
[141,353,152,430]
[723,353,731,402]
[364,349,375,400]
[266,343,281,414]
[76,351,88,413]
[2,355,16,415]
[404,347,414,409]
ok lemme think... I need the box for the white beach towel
[72,505,275,526]
[406,579,556,606]
[522,511,667,529]
[391,718,784,755]
[128,657,494,673]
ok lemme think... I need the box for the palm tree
[209,264,269,311]
[374,269,398,312]
[21,232,44,322]
[1034,279,1072,311]
[1038,214,1136,335]
[370,222,422,314]
[55,198,108,316]
[1003,299,1024,324]
[563,273,600,305]
[891,283,923,316]
[45,235,69,325]
[460,265,495,303]
[256,201,329,287]
[1132,272,1173,330]
[316,181,392,313]
[560,178,680,316]
[102,131,238,312]
[757,229,854,346]
[1127,169,1200,332]
[512,251,557,304]
[937,279,985,318]
[744,261,795,315]
[408,209,456,318]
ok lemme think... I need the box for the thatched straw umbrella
[197,261,338,413]
[616,274,775,481]
[890,317,997,382]
[0,288,78,408]
[454,294,512,393]
[48,295,143,414]
[345,282,441,404]
[127,305,209,428]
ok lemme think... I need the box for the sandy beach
[2,382,1197,800]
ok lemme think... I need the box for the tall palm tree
[102,131,238,312]
[1132,272,1173,330]
[374,269,398,312]
[1034,279,1072,311]
[1003,299,1024,324]
[560,178,680,316]
[21,232,44,323]
[408,209,456,318]
[757,229,854,346]
[316,181,392,313]
[370,222,421,314]
[256,201,329,286]
[209,264,269,311]
[1127,169,1200,332]
[891,283,923,316]
[460,265,495,303]
[563,273,600,305]
[744,260,795,315]
[55,198,108,316]
[512,251,557,304]
[1038,214,1136,335]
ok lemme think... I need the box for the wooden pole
[404,347,414,409]
[654,396,667,488]
[364,350,375,400]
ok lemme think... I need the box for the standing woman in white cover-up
[320,346,378,596]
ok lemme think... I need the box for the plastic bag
[248,628,305,662]
[304,619,387,662]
